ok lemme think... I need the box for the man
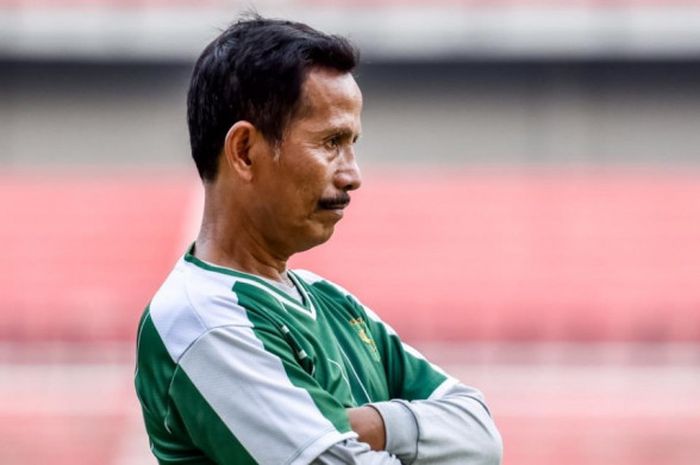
[135,16,502,465]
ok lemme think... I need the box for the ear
[223,121,258,182]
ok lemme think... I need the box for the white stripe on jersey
[151,258,322,363]
[179,325,355,465]
[149,258,355,465]
[150,258,250,362]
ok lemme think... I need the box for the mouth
[317,194,351,212]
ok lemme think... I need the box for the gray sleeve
[311,439,403,465]
[370,383,503,465]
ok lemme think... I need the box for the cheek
[295,182,321,214]
[277,147,333,211]
[291,165,330,204]
[272,175,317,219]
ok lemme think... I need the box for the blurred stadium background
[2,0,700,464]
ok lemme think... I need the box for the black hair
[187,15,359,181]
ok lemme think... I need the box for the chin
[296,225,336,253]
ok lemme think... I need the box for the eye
[325,135,341,150]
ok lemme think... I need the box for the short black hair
[187,15,359,181]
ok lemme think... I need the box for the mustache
[318,192,351,209]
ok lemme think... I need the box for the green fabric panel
[236,286,352,434]
[136,310,218,464]
[169,365,259,465]
[345,295,448,401]
[135,310,176,428]
[305,281,390,404]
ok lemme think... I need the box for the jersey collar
[183,245,317,319]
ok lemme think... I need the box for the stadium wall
[2,61,700,167]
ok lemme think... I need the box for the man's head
[189,16,363,257]
[187,15,359,182]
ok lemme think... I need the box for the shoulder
[146,257,254,363]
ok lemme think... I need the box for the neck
[193,186,290,283]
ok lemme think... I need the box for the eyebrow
[317,127,360,139]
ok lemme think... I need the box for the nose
[334,148,362,192]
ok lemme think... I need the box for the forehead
[294,68,363,124]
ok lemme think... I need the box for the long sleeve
[371,383,503,465]
[286,271,503,465]
[312,439,402,465]
[343,299,502,465]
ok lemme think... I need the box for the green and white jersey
[135,248,457,465]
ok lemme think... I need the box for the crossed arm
[347,405,386,451]
[153,289,502,465]
[162,322,501,465]
[313,382,503,465]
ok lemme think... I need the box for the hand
[347,405,386,451]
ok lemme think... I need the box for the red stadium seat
[2,168,700,342]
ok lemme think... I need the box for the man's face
[251,67,363,256]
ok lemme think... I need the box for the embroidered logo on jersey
[349,317,381,362]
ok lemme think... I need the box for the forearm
[371,383,503,465]
[311,439,401,465]
[347,406,386,451]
